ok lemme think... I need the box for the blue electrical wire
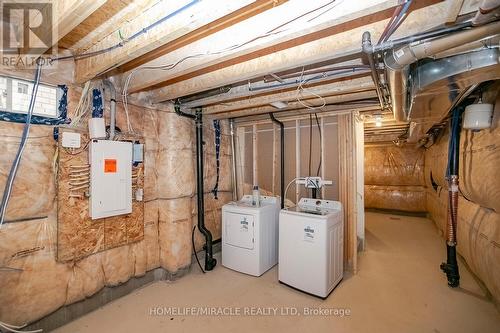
[0,60,43,226]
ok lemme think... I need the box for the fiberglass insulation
[0,93,233,326]
[425,90,500,308]
[364,144,426,212]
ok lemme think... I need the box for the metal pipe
[386,21,500,70]
[174,103,216,271]
[229,119,238,201]
[384,21,500,121]
[373,21,473,53]
[177,85,232,104]
[174,101,195,119]
[269,113,285,209]
[362,31,386,111]
[249,68,369,92]
[103,79,116,140]
[195,108,216,271]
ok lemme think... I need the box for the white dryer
[222,195,279,276]
[279,198,343,298]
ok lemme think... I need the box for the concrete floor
[55,212,500,333]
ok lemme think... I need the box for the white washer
[279,198,343,298]
[222,195,279,276]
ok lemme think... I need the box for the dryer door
[225,212,255,250]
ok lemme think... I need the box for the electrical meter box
[89,140,132,219]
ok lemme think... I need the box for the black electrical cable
[315,113,322,177]
[191,225,205,274]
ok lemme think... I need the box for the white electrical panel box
[89,140,132,219]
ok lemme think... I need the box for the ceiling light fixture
[375,114,383,127]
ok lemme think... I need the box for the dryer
[279,198,343,298]
[222,195,279,276]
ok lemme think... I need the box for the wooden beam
[74,0,284,83]
[231,106,375,125]
[59,0,158,52]
[215,104,381,121]
[150,0,448,102]
[202,75,375,114]
[124,0,400,93]
[206,90,378,119]
[17,0,106,58]
[444,0,464,23]
[118,0,288,73]
[182,59,368,108]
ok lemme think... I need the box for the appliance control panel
[298,198,341,212]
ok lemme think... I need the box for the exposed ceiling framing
[3,0,490,143]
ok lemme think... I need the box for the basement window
[0,75,61,118]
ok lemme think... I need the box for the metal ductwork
[385,21,500,123]
[408,48,500,139]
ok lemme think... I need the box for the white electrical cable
[0,61,42,227]
[296,66,326,110]
[283,177,306,206]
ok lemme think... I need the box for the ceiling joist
[74,0,285,83]
[123,0,405,94]
[148,0,447,103]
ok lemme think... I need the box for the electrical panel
[89,140,132,219]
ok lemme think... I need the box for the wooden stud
[295,119,301,204]
[252,124,258,186]
[321,116,326,199]
[236,126,246,200]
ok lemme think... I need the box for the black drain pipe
[269,113,285,209]
[440,106,462,287]
[175,103,216,271]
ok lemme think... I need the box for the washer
[222,195,279,276]
[279,198,343,298]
